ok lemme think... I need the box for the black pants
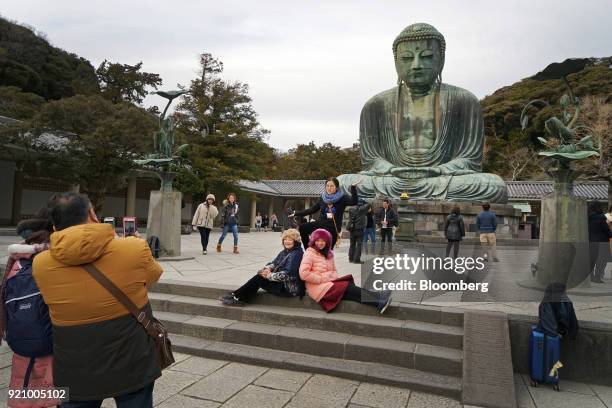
[342,282,379,306]
[298,221,338,249]
[197,227,211,251]
[446,240,460,258]
[380,228,393,242]
[590,242,610,280]
[233,274,285,301]
[60,382,154,407]
[349,230,364,262]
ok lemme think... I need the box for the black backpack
[4,258,53,358]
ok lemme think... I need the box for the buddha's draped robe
[338,84,508,203]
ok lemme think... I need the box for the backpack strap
[81,264,156,336]
[23,357,35,389]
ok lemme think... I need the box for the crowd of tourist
[1,178,610,407]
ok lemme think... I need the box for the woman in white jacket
[192,194,219,254]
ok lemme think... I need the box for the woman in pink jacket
[299,228,391,313]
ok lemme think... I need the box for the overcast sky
[3,1,611,150]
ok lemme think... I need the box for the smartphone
[123,216,137,237]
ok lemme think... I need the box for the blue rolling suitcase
[529,325,561,391]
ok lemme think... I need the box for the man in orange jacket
[33,193,163,407]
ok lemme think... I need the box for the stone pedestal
[395,202,415,242]
[535,191,590,289]
[389,200,521,240]
[146,190,182,257]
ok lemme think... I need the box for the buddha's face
[395,40,442,91]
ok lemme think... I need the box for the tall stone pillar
[250,194,257,228]
[125,175,137,216]
[267,198,274,217]
[536,190,590,288]
[146,191,182,257]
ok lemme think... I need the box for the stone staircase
[149,280,466,400]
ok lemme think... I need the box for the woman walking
[217,193,240,254]
[444,205,465,258]
[289,177,361,249]
[192,194,218,255]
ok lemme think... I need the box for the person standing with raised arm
[289,177,362,249]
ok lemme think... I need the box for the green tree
[0,17,99,99]
[574,95,612,204]
[96,60,162,104]
[481,58,612,180]
[171,53,273,198]
[271,142,361,179]
[0,86,45,119]
[30,95,156,211]
[174,53,262,135]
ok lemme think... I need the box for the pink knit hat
[308,228,333,257]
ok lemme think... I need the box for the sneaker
[219,293,234,301]
[203,250,207,255]
[377,290,392,314]
[222,296,245,307]
[493,258,499,262]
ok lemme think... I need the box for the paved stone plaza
[1,231,611,407]
[0,343,611,407]
[154,230,612,325]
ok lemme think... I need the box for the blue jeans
[363,227,376,244]
[219,224,239,246]
[60,382,154,408]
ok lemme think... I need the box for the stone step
[169,333,463,400]
[150,279,464,326]
[156,311,462,377]
[150,292,464,350]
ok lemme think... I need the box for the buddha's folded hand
[391,166,442,178]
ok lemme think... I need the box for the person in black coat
[347,199,371,264]
[444,205,465,258]
[375,199,398,255]
[289,177,362,249]
[221,229,305,305]
[588,202,612,283]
